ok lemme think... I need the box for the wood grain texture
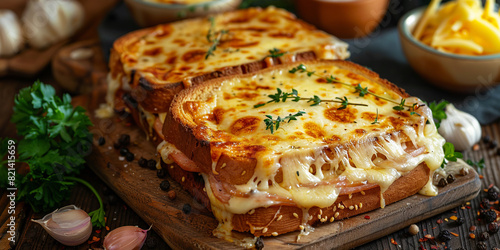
[77,90,482,249]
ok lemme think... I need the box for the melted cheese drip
[184,62,445,238]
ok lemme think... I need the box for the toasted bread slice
[160,60,445,238]
[107,6,349,120]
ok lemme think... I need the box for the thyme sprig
[205,17,229,60]
[254,88,368,109]
[264,111,306,134]
[266,48,287,58]
[371,109,380,124]
[288,64,420,113]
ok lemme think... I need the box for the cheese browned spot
[163,61,446,240]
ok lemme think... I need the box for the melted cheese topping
[179,62,445,232]
[117,7,349,85]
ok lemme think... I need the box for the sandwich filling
[160,61,445,239]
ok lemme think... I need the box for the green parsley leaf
[428,100,449,129]
[441,142,463,168]
[466,158,485,173]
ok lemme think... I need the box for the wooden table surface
[2,2,500,250]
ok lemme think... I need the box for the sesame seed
[318,214,322,220]
[299,225,305,230]
[221,163,226,169]
[272,232,278,236]
[319,209,323,215]
[170,165,174,169]
[277,215,283,221]
[293,213,299,218]
[361,191,365,195]
[203,187,206,192]
[359,203,363,208]
[339,204,345,210]
[330,217,334,222]
[334,212,339,218]
[333,206,337,212]
[309,167,313,173]
[349,206,354,210]
[355,205,358,210]
[249,209,255,215]
[262,228,268,233]
[181,176,185,182]
[349,194,352,199]
[320,218,326,222]
[241,170,246,176]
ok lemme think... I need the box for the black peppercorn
[490,140,498,149]
[488,222,499,234]
[483,210,498,224]
[477,242,487,250]
[454,217,465,226]
[160,180,170,191]
[480,231,490,241]
[157,169,167,178]
[488,187,499,201]
[120,147,129,156]
[446,174,455,184]
[125,152,134,162]
[481,198,491,209]
[138,157,148,168]
[118,134,130,147]
[145,235,158,248]
[98,137,105,146]
[255,236,264,250]
[437,230,452,242]
[147,159,157,170]
[182,204,192,214]
[483,135,492,144]
[438,178,448,187]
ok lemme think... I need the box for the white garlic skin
[104,226,148,250]
[438,104,481,151]
[22,0,84,49]
[32,205,92,246]
[0,10,24,57]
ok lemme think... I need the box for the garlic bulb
[438,104,481,151]
[103,226,149,250]
[0,10,24,57]
[32,205,92,246]
[22,0,84,49]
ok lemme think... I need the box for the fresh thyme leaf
[393,99,406,111]
[428,100,449,129]
[5,81,105,227]
[441,142,463,168]
[307,95,321,106]
[326,75,340,83]
[354,84,369,97]
[264,111,306,134]
[205,17,228,60]
[267,48,286,58]
[371,109,379,124]
[466,158,485,173]
[336,96,349,110]
[289,64,307,74]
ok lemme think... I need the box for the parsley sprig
[1,81,105,228]
[428,100,449,129]
[441,142,463,168]
[466,158,485,173]
[254,88,368,109]
[288,64,421,114]
[205,17,229,60]
[264,111,306,134]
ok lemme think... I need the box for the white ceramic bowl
[398,7,500,93]
[125,0,241,27]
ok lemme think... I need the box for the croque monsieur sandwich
[105,6,349,140]
[159,60,445,240]
[104,5,445,246]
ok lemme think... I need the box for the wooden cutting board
[78,90,481,250]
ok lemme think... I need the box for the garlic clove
[22,0,85,49]
[438,104,482,151]
[0,10,24,57]
[103,225,149,250]
[32,205,92,246]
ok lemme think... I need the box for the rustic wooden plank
[76,90,482,250]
